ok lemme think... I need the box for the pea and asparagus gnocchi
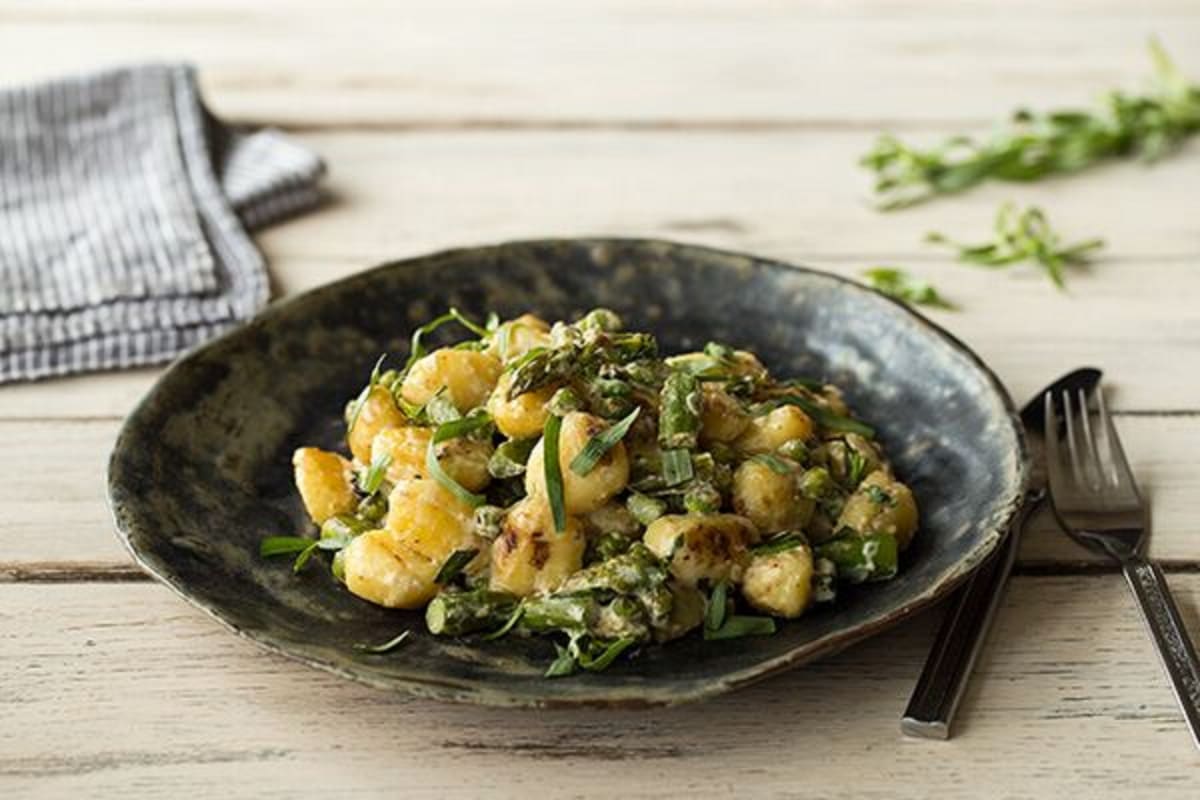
[267,309,919,676]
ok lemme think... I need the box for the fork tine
[1061,389,1086,489]
[1043,392,1067,498]
[1096,388,1142,497]
[1077,388,1103,490]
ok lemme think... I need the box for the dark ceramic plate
[109,238,1028,708]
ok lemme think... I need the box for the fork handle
[1123,558,1200,750]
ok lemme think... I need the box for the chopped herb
[661,448,694,486]
[544,641,579,677]
[865,484,895,506]
[261,532,358,574]
[926,203,1103,289]
[291,541,320,573]
[426,413,493,508]
[448,307,490,338]
[705,579,729,632]
[860,40,1200,208]
[401,309,489,379]
[704,615,778,640]
[570,407,641,476]
[845,450,868,487]
[543,414,567,533]
[434,548,480,584]
[862,267,955,310]
[358,452,392,495]
[483,598,528,641]
[751,533,808,557]
[355,630,411,654]
[346,353,388,435]
[396,395,426,421]
[751,453,796,475]
[579,637,637,672]
[259,536,317,558]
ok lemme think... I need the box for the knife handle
[901,496,1038,739]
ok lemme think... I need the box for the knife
[900,367,1102,739]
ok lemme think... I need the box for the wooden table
[3,2,1199,796]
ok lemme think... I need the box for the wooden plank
[0,415,1195,570]
[0,1,1198,127]
[258,131,1200,262]
[0,129,1196,416]
[1,576,1198,797]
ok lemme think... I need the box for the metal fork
[1044,387,1200,749]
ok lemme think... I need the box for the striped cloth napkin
[0,64,325,383]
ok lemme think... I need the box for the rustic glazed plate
[108,238,1028,708]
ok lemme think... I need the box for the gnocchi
[525,411,630,515]
[278,307,918,677]
[400,349,502,412]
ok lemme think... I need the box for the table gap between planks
[2,1,1199,796]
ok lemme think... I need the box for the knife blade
[900,367,1102,739]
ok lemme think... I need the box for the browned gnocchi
[272,308,916,677]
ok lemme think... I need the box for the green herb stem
[543,414,568,533]
[570,407,640,476]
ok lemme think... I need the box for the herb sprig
[926,203,1104,289]
[862,268,955,310]
[426,412,493,508]
[354,630,411,654]
[861,40,1200,209]
[543,413,568,533]
[569,407,641,476]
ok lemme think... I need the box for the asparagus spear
[505,327,657,401]
[519,594,598,633]
[426,589,520,636]
[506,346,577,399]
[658,369,701,450]
[559,543,668,596]
[816,533,899,583]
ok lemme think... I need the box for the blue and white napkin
[0,63,325,382]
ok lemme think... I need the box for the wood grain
[1,415,1196,571]
[2,576,1198,797]
[2,2,1199,795]
[0,1,1197,128]
[0,128,1196,418]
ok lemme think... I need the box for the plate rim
[107,236,1031,708]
